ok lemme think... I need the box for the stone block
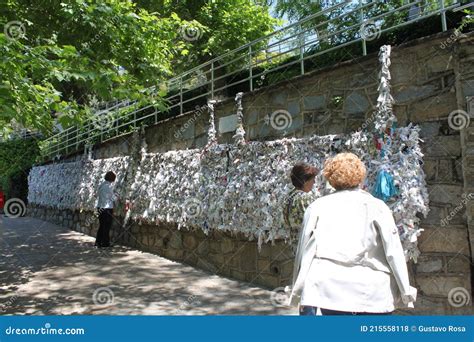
[415,255,443,273]
[209,253,225,266]
[183,235,198,250]
[240,244,257,272]
[427,184,463,205]
[270,244,293,262]
[423,159,437,182]
[210,241,221,254]
[418,227,469,255]
[445,254,471,275]
[269,91,287,106]
[287,101,300,117]
[393,85,437,103]
[258,244,272,258]
[246,110,259,125]
[423,136,461,158]
[303,95,326,111]
[196,258,217,273]
[406,295,449,315]
[257,260,270,274]
[279,260,294,279]
[421,205,446,226]
[417,275,470,297]
[436,159,454,183]
[230,270,245,281]
[419,122,441,138]
[221,239,234,254]
[285,115,303,134]
[196,240,209,256]
[169,233,183,249]
[344,91,369,114]
[255,274,280,289]
[410,91,458,123]
[227,255,239,268]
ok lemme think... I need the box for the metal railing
[41,0,467,161]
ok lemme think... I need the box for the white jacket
[288,188,417,311]
[96,181,117,209]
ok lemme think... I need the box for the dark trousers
[95,208,113,247]
[299,305,392,316]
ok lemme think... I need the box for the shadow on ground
[0,216,296,315]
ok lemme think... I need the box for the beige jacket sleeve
[287,202,319,306]
[374,203,417,308]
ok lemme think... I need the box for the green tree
[0,0,277,136]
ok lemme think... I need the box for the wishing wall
[28,46,429,261]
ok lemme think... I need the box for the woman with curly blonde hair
[289,152,416,315]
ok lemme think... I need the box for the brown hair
[290,163,318,189]
[323,153,366,190]
[104,171,116,182]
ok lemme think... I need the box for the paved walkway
[0,216,297,315]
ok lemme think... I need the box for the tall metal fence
[41,0,469,161]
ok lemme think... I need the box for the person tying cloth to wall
[95,171,119,248]
[289,152,417,315]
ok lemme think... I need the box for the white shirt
[96,181,117,209]
[289,188,417,312]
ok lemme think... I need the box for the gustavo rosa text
[417,325,466,333]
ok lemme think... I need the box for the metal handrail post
[439,0,447,31]
[299,24,305,75]
[249,46,253,91]
[179,76,183,115]
[359,0,367,56]
[65,129,69,155]
[211,61,215,98]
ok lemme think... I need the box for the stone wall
[31,31,474,314]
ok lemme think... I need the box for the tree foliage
[0,0,277,136]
